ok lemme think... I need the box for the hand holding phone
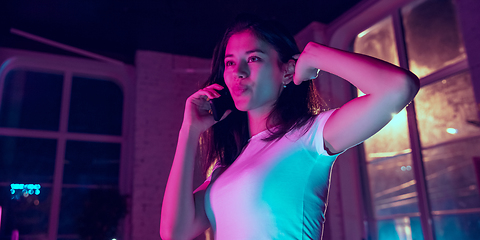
[209,87,235,121]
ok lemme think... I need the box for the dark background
[0,0,362,64]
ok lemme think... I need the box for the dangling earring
[282,82,287,88]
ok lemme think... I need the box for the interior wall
[454,0,480,113]
[132,51,210,240]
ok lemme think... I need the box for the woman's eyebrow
[225,49,266,58]
[246,49,266,54]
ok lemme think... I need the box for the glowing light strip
[10,183,41,190]
[357,28,371,38]
[10,183,41,196]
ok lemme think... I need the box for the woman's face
[223,30,285,114]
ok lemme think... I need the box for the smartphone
[209,87,235,121]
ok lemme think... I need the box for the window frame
[327,0,472,239]
[0,47,135,240]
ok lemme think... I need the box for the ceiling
[0,0,362,64]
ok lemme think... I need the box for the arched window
[0,49,134,240]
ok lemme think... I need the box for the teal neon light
[10,183,41,196]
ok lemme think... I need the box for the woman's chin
[234,102,250,112]
[235,106,249,112]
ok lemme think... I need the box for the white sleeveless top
[204,109,340,240]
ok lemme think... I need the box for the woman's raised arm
[293,42,420,154]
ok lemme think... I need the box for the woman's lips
[231,86,248,96]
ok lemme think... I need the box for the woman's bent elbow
[404,72,420,102]
[393,71,420,104]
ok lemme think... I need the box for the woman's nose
[234,61,249,79]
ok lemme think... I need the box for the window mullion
[392,9,436,240]
[58,72,72,133]
[47,71,72,240]
[418,59,469,87]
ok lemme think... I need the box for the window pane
[354,16,399,66]
[378,217,423,240]
[362,110,417,217]
[0,136,56,183]
[415,72,480,239]
[402,0,466,78]
[415,72,479,148]
[0,136,56,239]
[0,70,63,131]
[423,139,480,211]
[368,154,419,216]
[0,186,52,240]
[364,109,411,156]
[63,140,120,185]
[58,188,126,239]
[433,214,480,240]
[68,76,123,135]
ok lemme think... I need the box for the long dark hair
[199,15,326,175]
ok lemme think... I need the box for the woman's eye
[225,61,234,67]
[248,56,260,62]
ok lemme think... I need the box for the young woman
[160,16,419,240]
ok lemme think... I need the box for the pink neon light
[12,229,19,240]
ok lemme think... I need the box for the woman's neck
[247,110,270,137]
